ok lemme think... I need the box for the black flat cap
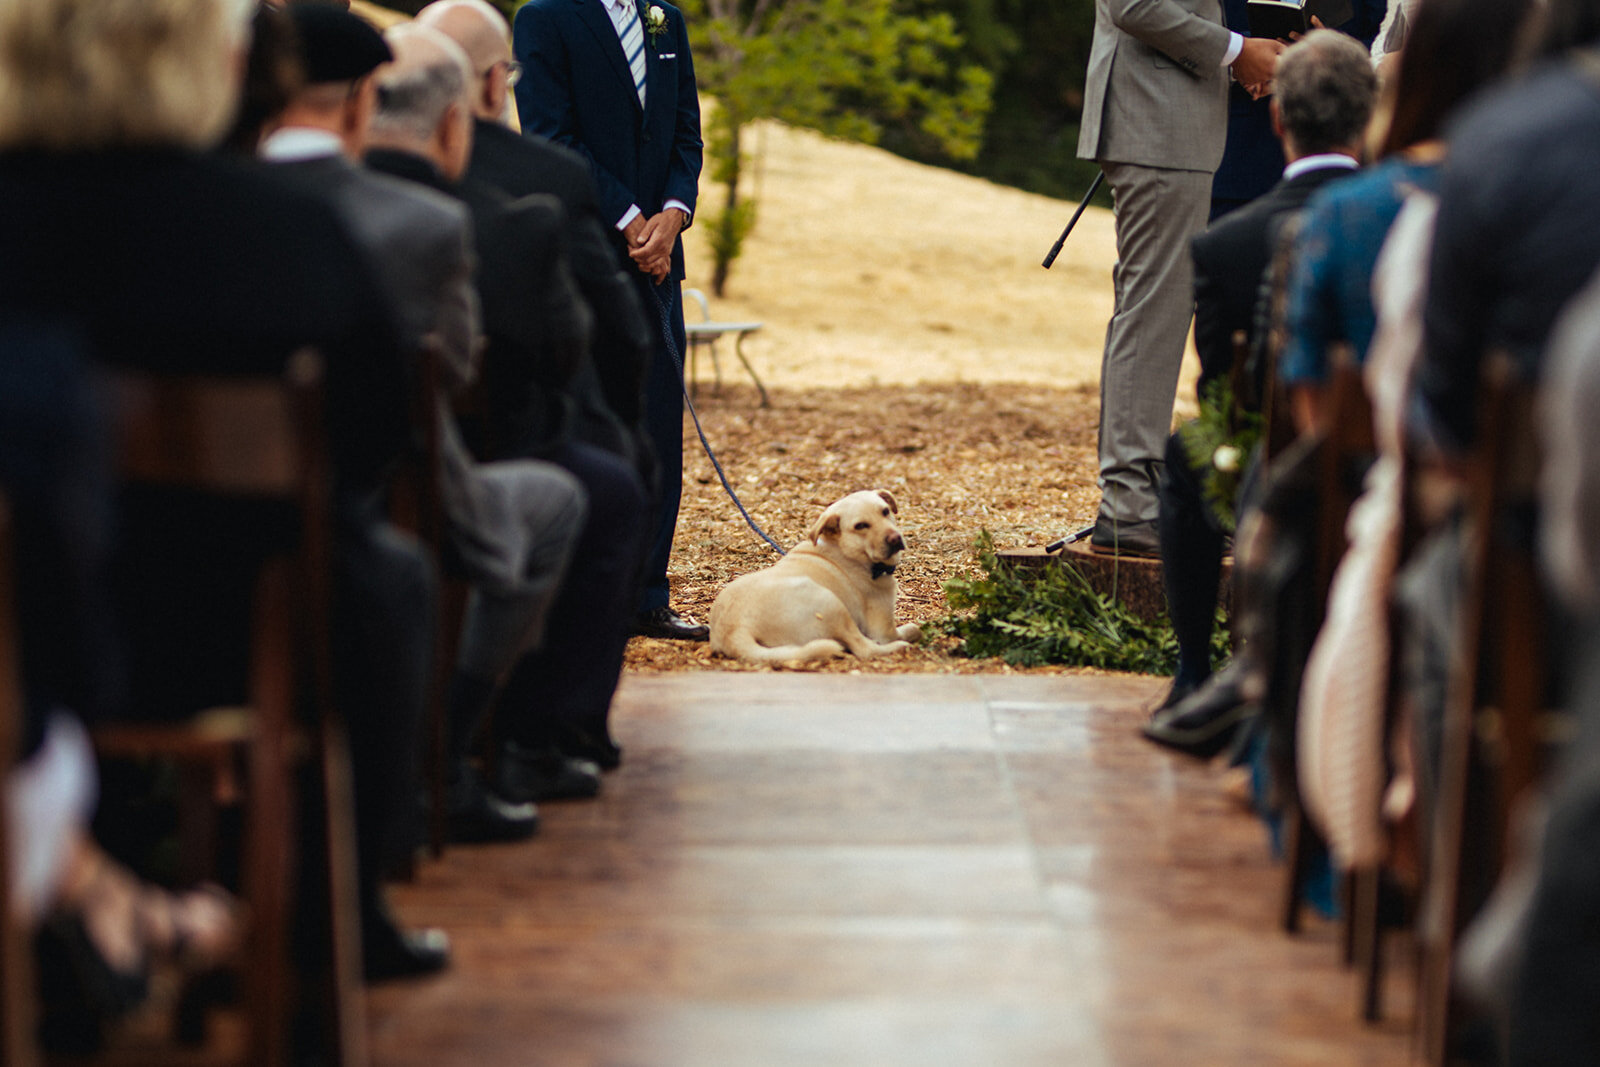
[288,4,393,85]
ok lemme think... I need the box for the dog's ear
[809,512,842,544]
[874,489,899,515]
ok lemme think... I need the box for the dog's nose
[887,533,905,553]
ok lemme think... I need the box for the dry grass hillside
[678,119,1125,391]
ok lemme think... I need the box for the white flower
[1212,444,1242,473]
[645,5,667,36]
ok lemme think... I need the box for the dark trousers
[496,439,649,745]
[633,274,687,613]
[1158,429,1226,688]
[332,512,433,911]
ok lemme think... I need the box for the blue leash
[649,282,786,556]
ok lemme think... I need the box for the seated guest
[2,317,236,1046]
[262,6,590,841]
[1280,0,1533,434]
[1412,0,1600,458]
[369,22,652,782]
[1513,251,1600,1062]
[419,0,657,472]
[1288,0,1533,876]
[0,0,444,982]
[1142,30,1377,758]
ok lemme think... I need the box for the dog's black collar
[871,562,897,580]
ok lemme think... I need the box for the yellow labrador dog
[710,489,924,663]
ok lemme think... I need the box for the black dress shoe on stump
[633,606,710,641]
[493,742,602,804]
[446,764,540,844]
[1088,516,1162,559]
[1141,674,1255,761]
[362,917,450,983]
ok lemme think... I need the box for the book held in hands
[1246,0,1353,39]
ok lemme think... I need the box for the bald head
[371,23,476,178]
[417,0,515,122]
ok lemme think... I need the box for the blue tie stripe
[621,4,646,105]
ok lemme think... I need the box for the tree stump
[996,544,1231,623]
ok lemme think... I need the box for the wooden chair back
[97,352,367,1067]
[390,339,467,863]
[0,496,40,1067]
[1417,353,1547,1065]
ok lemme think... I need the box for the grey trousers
[1096,160,1214,525]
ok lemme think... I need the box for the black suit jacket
[1191,162,1357,398]
[0,147,411,720]
[1419,59,1600,451]
[0,147,408,485]
[366,149,594,460]
[468,119,653,427]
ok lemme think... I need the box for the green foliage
[941,532,1229,673]
[1176,379,1262,533]
[681,0,994,291]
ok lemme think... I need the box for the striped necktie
[619,0,647,107]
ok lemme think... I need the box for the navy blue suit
[514,0,704,612]
[1211,0,1387,220]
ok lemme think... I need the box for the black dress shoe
[362,916,450,983]
[1140,672,1256,760]
[1088,516,1162,559]
[446,763,540,844]
[556,724,623,771]
[493,742,602,804]
[1154,678,1200,714]
[633,605,709,641]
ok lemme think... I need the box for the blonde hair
[0,0,253,150]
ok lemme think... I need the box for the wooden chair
[391,339,471,862]
[1275,349,1378,943]
[1416,354,1548,1065]
[91,353,368,1067]
[684,288,768,407]
[0,496,41,1066]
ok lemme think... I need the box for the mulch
[623,380,1120,674]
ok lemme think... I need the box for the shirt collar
[259,127,345,163]
[1283,153,1360,181]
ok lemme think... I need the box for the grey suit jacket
[272,151,562,596]
[1077,0,1233,172]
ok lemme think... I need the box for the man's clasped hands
[624,207,686,283]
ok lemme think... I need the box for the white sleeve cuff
[1222,31,1244,67]
[663,199,691,223]
[616,204,643,231]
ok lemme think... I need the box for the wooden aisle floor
[368,671,1413,1066]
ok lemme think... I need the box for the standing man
[513,0,707,640]
[1077,0,1282,556]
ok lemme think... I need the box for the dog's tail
[719,631,847,664]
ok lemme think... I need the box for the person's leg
[1159,429,1225,693]
[494,441,649,777]
[636,274,685,615]
[1095,162,1214,527]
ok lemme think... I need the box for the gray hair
[372,24,473,141]
[1274,29,1379,155]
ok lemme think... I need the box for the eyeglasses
[485,60,523,88]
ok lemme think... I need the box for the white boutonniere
[644,4,667,43]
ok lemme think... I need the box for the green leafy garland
[940,532,1229,673]
[1176,379,1261,533]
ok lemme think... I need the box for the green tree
[681,0,993,294]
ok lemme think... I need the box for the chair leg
[1282,801,1312,934]
[318,716,371,1067]
[733,334,771,408]
[1349,865,1385,1021]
